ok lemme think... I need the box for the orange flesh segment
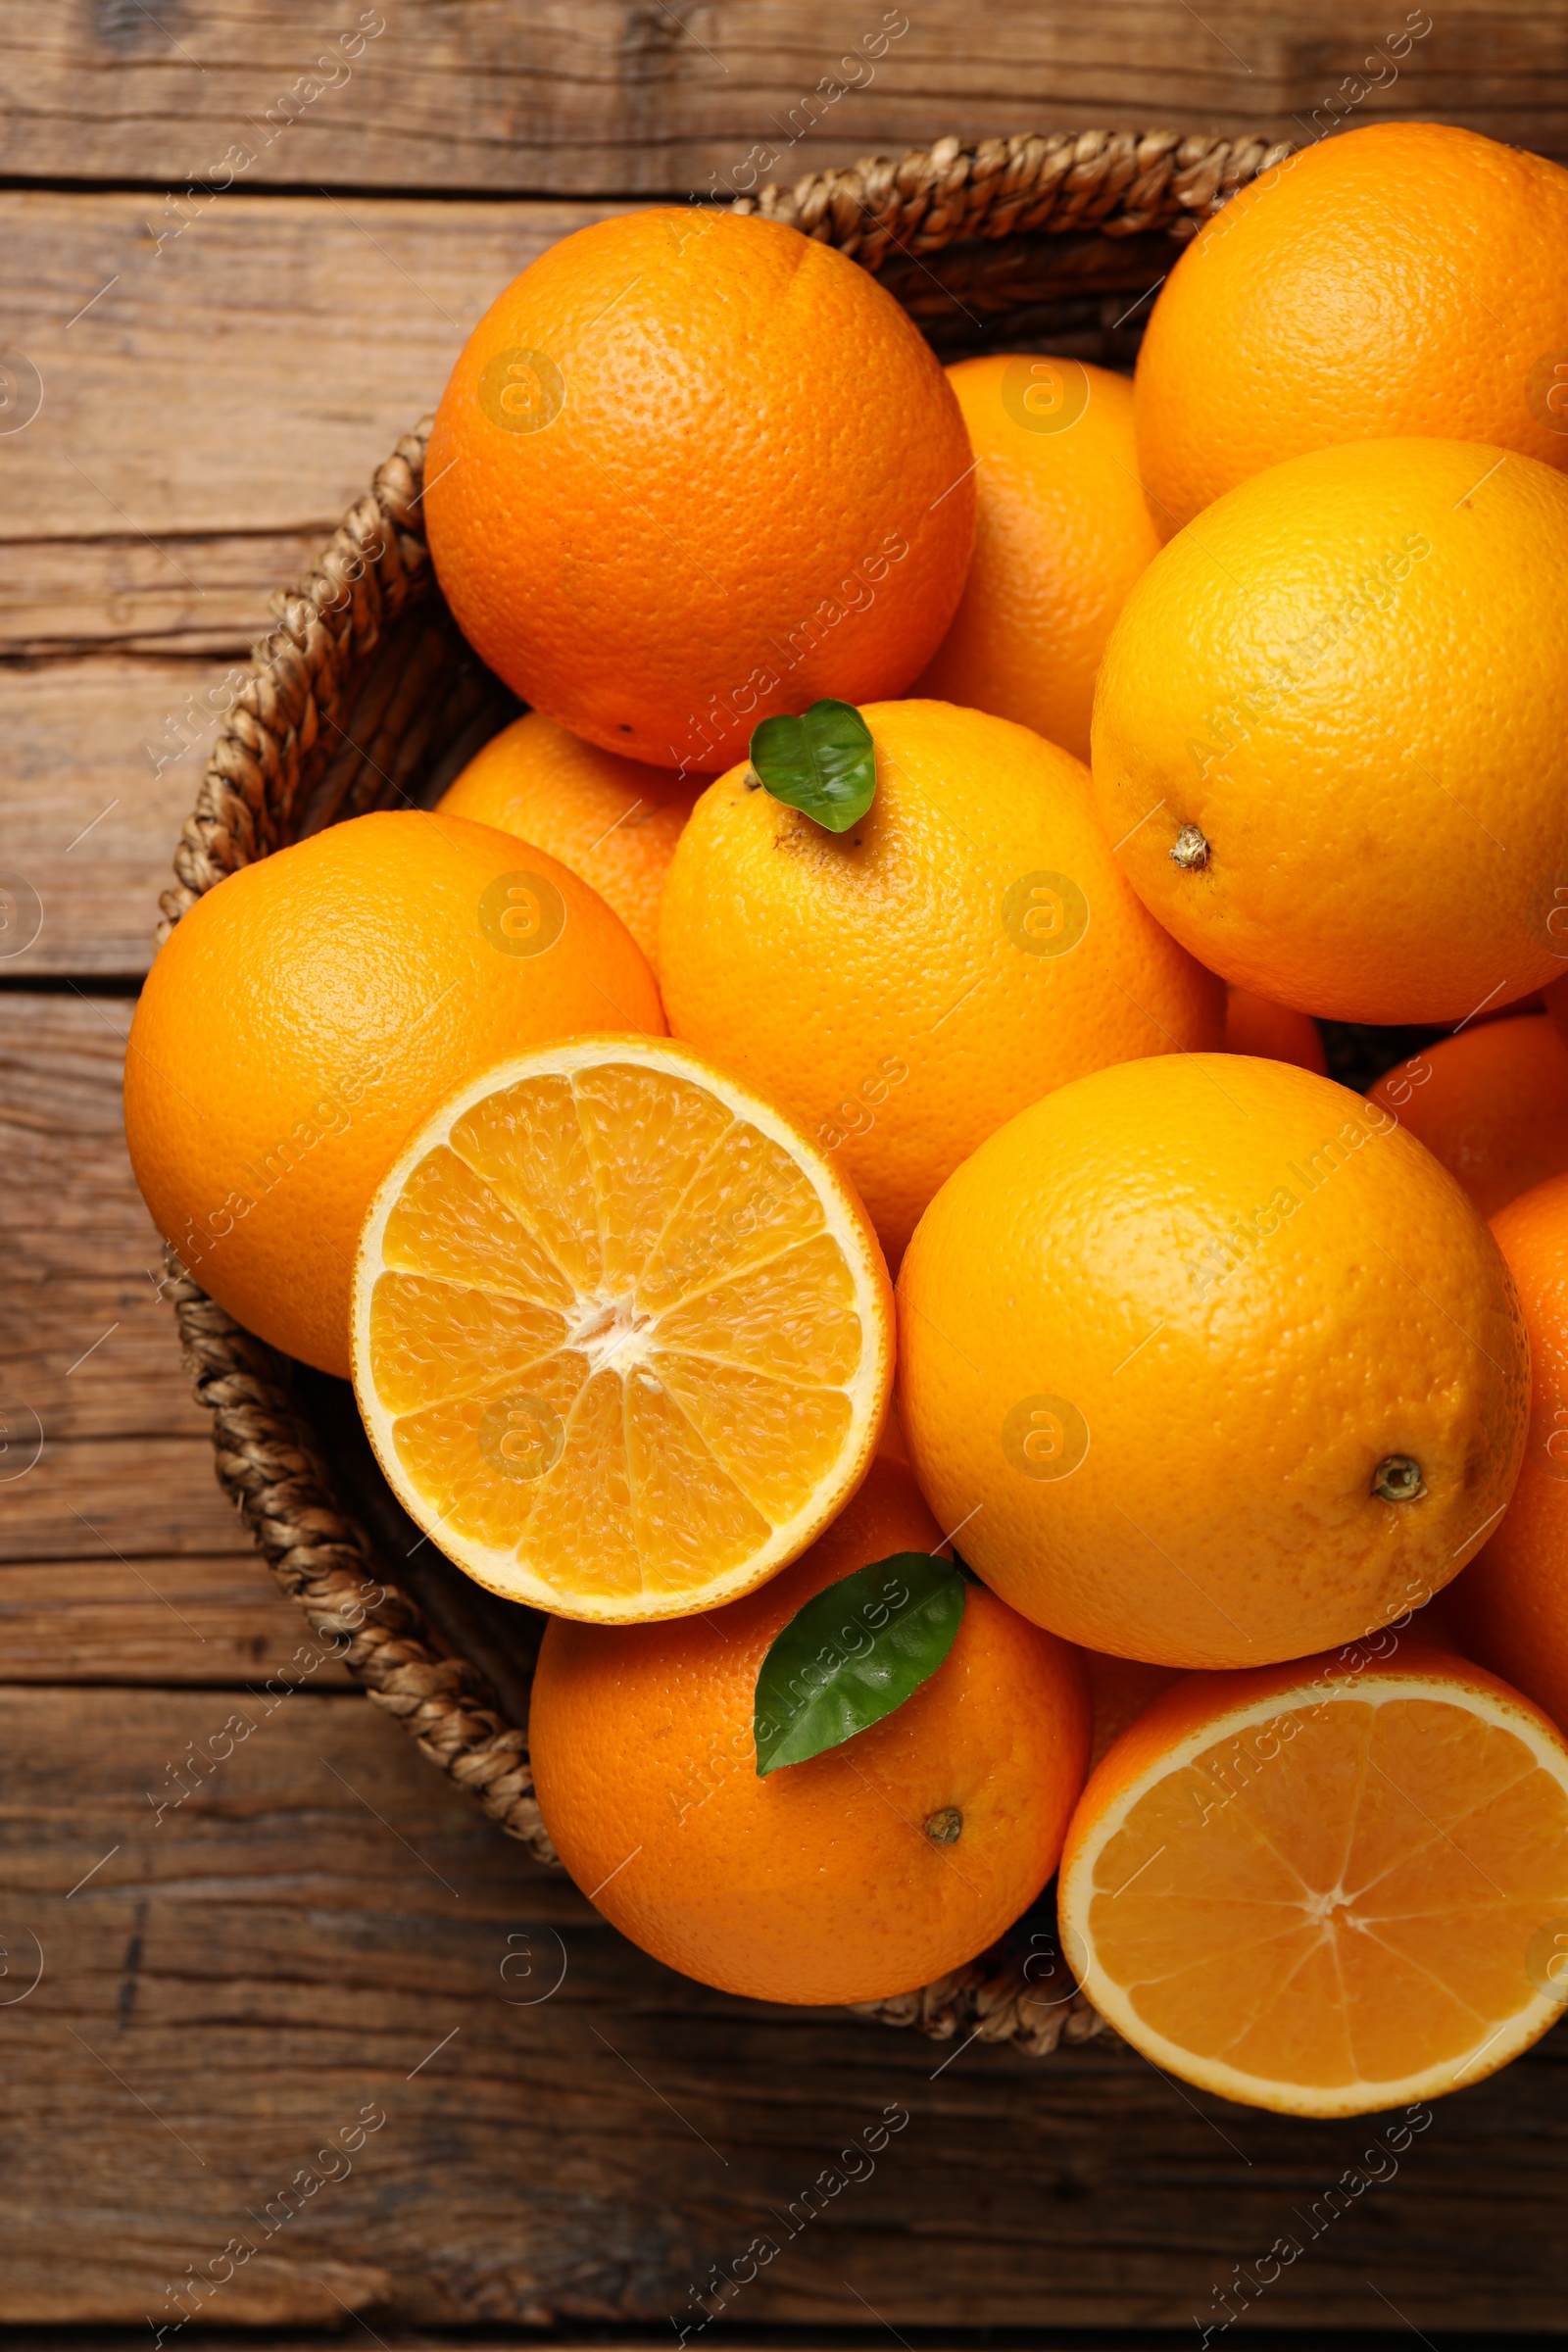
[1085,1692,1568,2095]
[365,1061,870,1608]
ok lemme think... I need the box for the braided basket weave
[158,126,1289,2054]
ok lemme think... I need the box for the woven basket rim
[157,123,1292,2057]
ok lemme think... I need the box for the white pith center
[1300,1884,1367,1932]
[567,1293,658,1380]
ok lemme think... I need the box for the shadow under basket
[158,125,1290,2056]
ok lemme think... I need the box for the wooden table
[5,7,1568,2338]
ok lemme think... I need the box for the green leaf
[749,700,876,834]
[754,1551,965,1777]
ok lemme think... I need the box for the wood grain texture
[0,2,1564,192]
[0,1557,354,1684]
[5,656,285,976]
[0,996,344,1685]
[1,1680,1566,2332]
[3,530,326,660]
[0,994,209,1430]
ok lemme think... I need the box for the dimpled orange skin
[1369,1017,1568,1222]
[659,700,1222,1266]
[1446,1173,1568,1731]
[897,1054,1529,1670]
[1222,985,1327,1075]
[1091,438,1568,1026]
[423,209,976,777]
[436,711,700,963]
[1136,121,1568,537]
[529,1458,1091,2005]
[913,358,1160,761]
[123,811,664,1379]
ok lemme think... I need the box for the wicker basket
[157,126,1290,2055]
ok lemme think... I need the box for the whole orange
[1446,1172,1568,1730]
[913,357,1159,761]
[1222,984,1326,1075]
[1091,437,1568,1024]
[529,1458,1090,2005]
[659,699,1221,1264]
[1136,122,1568,536]
[123,810,664,1378]
[1369,1015,1568,1220]
[898,1054,1529,1669]
[436,712,699,962]
[424,209,975,777]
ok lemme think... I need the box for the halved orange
[1058,1641,1568,2116]
[352,1036,893,1621]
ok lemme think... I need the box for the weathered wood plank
[3,656,272,976]
[0,1557,353,1684]
[2,1268,195,1439]
[0,2,1563,191]
[1,530,324,659]
[1,1682,1567,2330]
[0,995,212,1428]
[0,1434,249,1565]
[0,997,313,1694]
